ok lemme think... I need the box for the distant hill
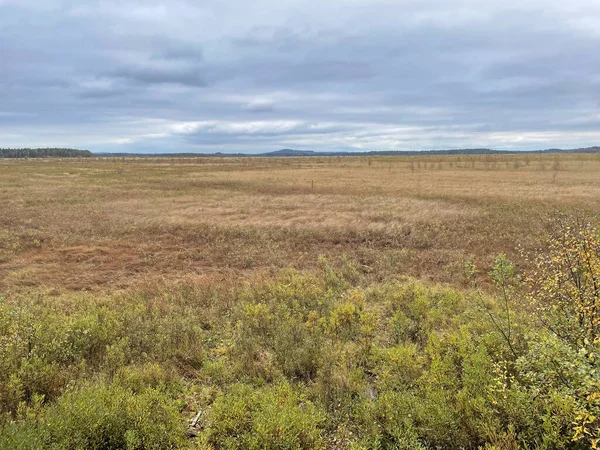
[264,149,320,156]
[0,148,92,158]
[256,146,600,157]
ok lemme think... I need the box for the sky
[1,0,600,153]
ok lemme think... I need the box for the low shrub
[199,382,326,450]
[1,381,187,450]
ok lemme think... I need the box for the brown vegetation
[1,153,599,294]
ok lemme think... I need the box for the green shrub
[0,381,187,450]
[200,382,326,449]
[0,289,206,416]
[230,271,331,381]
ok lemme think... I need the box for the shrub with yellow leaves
[526,213,600,448]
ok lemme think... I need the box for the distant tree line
[0,148,92,158]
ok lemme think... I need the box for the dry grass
[1,153,599,294]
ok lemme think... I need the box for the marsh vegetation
[0,154,599,449]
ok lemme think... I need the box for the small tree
[465,253,525,368]
[526,213,600,447]
[527,214,600,348]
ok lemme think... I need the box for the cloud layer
[1,0,600,152]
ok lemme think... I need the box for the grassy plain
[1,153,599,449]
[2,153,599,293]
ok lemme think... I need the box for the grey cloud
[110,66,209,87]
[78,87,134,99]
[243,99,276,112]
[1,0,600,152]
[153,45,204,61]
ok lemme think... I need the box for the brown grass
[1,153,599,294]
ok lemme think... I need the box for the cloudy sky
[1,0,600,153]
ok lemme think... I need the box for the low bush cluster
[0,216,598,449]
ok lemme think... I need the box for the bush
[0,289,206,416]
[199,382,326,449]
[0,381,187,450]
[523,215,600,448]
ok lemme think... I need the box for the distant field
[1,153,599,293]
[1,154,600,449]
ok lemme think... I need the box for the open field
[1,153,600,449]
[2,153,599,293]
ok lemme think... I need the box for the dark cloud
[1,0,600,152]
[110,66,209,87]
[153,45,204,61]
